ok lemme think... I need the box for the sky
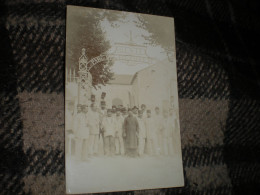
[100,12,168,75]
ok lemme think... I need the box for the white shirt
[144,117,156,140]
[102,116,115,137]
[137,117,146,139]
[74,112,89,139]
[114,115,124,138]
[154,114,163,133]
[162,117,173,138]
[87,110,100,135]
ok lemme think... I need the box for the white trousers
[115,136,125,155]
[138,138,146,156]
[161,137,174,156]
[75,138,88,161]
[147,137,159,155]
[88,134,99,155]
[157,133,163,155]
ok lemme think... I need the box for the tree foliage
[67,8,122,88]
[136,14,175,51]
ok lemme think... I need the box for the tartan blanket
[0,0,259,194]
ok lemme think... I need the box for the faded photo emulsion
[65,5,184,194]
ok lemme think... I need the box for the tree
[135,14,175,51]
[67,8,123,88]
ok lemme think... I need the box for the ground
[66,154,184,194]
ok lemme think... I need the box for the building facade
[66,58,178,111]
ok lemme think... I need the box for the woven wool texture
[0,0,260,195]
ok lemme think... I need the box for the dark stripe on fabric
[0,173,27,195]
[6,3,65,19]
[228,163,260,195]
[225,99,260,146]
[182,146,225,167]
[24,148,64,176]
[0,5,27,194]
[163,185,232,195]
[224,145,260,163]
[7,25,65,93]
[176,45,230,99]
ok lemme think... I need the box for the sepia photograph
[65,5,184,194]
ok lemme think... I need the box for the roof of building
[130,64,158,84]
[108,74,134,85]
[108,59,171,85]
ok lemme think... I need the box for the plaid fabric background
[0,0,259,194]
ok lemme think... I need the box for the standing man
[102,109,115,156]
[88,103,100,156]
[145,109,159,156]
[114,109,125,155]
[154,106,163,155]
[137,110,146,156]
[123,110,139,157]
[98,101,106,155]
[162,110,173,155]
[74,104,89,161]
[65,102,74,155]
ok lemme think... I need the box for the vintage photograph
[65,5,184,194]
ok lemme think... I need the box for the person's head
[128,110,133,117]
[77,104,82,113]
[141,104,146,111]
[112,106,116,113]
[91,103,97,112]
[147,110,151,118]
[133,106,138,114]
[155,107,160,115]
[82,105,88,113]
[138,110,143,118]
[116,109,121,116]
[107,109,112,117]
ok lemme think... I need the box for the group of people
[66,102,178,161]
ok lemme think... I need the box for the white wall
[93,84,132,108]
[132,59,178,111]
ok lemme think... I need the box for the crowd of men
[66,103,178,161]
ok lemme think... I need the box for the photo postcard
[65,5,184,194]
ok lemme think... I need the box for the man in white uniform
[102,109,116,156]
[154,107,163,155]
[162,110,174,156]
[65,102,74,155]
[114,109,125,155]
[74,104,89,161]
[145,110,159,155]
[87,103,100,156]
[137,110,146,156]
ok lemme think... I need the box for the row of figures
[65,103,179,161]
